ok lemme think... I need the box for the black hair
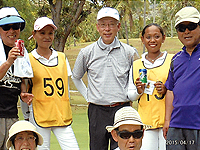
[141,23,164,37]
[10,131,39,148]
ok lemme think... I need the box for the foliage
[1,0,200,51]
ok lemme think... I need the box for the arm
[72,49,88,101]
[127,66,143,101]
[0,47,20,79]
[20,78,34,105]
[20,100,30,121]
[71,75,88,101]
[65,57,72,98]
[163,90,174,139]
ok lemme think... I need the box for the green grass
[18,104,89,150]
[18,37,183,149]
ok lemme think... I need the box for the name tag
[144,80,156,95]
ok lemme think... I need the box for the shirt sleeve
[71,76,88,101]
[127,66,142,101]
[72,50,87,79]
[165,69,174,91]
[65,57,72,76]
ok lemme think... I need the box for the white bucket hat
[6,120,43,149]
[106,106,144,132]
[97,7,120,21]
[175,6,200,27]
[0,7,25,31]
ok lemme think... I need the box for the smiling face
[0,24,20,47]
[141,25,165,55]
[111,124,143,150]
[14,131,37,150]
[96,17,120,44]
[33,25,54,49]
[176,21,200,52]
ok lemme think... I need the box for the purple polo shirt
[165,43,200,129]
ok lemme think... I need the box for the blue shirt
[165,43,200,129]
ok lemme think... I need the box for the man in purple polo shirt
[163,6,200,150]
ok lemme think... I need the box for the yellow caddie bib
[29,52,72,127]
[133,53,173,129]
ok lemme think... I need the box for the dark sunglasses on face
[176,22,199,32]
[1,23,21,31]
[117,130,143,139]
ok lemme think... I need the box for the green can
[139,69,147,83]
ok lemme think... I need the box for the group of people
[0,4,199,150]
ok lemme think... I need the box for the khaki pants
[0,118,18,150]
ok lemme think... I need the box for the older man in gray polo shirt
[72,7,139,150]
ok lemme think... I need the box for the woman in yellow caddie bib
[128,23,174,150]
[27,17,79,150]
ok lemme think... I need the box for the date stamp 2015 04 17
[166,140,195,146]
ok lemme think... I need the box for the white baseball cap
[175,6,200,27]
[6,120,43,149]
[0,7,25,31]
[97,7,120,21]
[34,17,57,31]
[106,106,144,132]
[28,17,57,40]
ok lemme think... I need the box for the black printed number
[44,78,64,96]
[56,78,64,96]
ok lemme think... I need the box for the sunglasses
[1,23,21,31]
[176,22,199,32]
[117,130,143,139]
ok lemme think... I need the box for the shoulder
[120,42,137,52]
[133,59,142,66]
[120,42,139,59]
[171,51,183,62]
[80,42,97,53]
[166,53,175,60]
[56,51,65,57]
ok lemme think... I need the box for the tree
[32,0,98,52]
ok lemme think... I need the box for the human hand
[20,93,34,105]
[163,120,170,139]
[135,78,145,94]
[7,47,20,65]
[154,81,167,95]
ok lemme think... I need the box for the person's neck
[146,51,162,63]
[185,43,200,56]
[36,47,52,59]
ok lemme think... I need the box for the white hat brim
[106,120,144,132]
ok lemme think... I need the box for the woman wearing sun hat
[27,16,79,150]
[0,7,33,150]
[6,120,43,150]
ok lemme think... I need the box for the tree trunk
[125,20,129,45]
[49,0,86,52]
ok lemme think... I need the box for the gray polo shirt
[72,37,139,105]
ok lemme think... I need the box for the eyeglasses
[176,22,199,32]
[98,23,118,29]
[15,136,36,143]
[117,130,143,139]
[1,23,21,31]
